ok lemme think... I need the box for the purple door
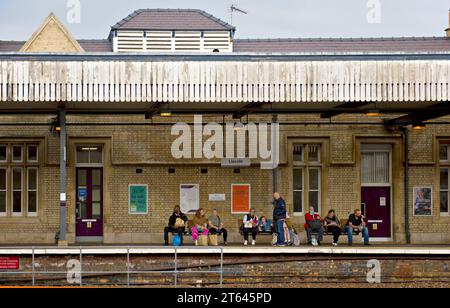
[76,168,103,237]
[361,187,391,238]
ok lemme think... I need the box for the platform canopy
[0,53,449,124]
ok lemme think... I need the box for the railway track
[0,254,449,287]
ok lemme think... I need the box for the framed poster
[180,184,200,214]
[231,184,251,214]
[129,184,148,214]
[413,187,432,216]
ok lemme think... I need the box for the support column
[401,126,411,244]
[271,114,278,192]
[58,109,68,247]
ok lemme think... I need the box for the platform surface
[1,245,450,255]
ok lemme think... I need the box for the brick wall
[0,114,450,244]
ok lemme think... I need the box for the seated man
[164,205,188,246]
[304,206,324,245]
[344,209,370,246]
[208,209,228,245]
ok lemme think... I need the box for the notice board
[0,257,19,270]
[231,184,251,214]
[180,184,200,214]
[129,184,148,214]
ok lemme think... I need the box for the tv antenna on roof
[230,4,248,25]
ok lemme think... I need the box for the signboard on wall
[231,184,251,214]
[129,184,148,214]
[180,184,200,214]
[78,188,87,202]
[209,194,226,202]
[0,257,19,270]
[221,158,251,167]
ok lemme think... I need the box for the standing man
[344,209,370,246]
[273,192,287,246]
[208,209,228,245]
[164,205,188,246]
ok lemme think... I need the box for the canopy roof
[0,52,449,126]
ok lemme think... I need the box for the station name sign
[221,158,251,167]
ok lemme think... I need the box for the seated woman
[258,216,272,233]
[242,209,259,246]
[324,209,342,246]
[191,208,209,245]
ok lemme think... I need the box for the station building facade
[0,10,450,245]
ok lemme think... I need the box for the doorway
[360,144,392,240]
[75,146,103,242]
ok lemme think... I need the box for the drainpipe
[401,126,411,244]
[58,108,67,246]
[272,114,278,192]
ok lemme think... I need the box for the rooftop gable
[20,13,84,53]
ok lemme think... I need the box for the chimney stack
[446,10,450,37]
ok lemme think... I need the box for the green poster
[129,184,148,214]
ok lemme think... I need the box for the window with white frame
[12,145,23,162]
[361,151,390,185]
[440,142,450,215]
[0,168,6,216]
[76,146,103,166]
[292,144,322,214]
[308,168,321,212]
[27,168,38,215]
[440,144,450,162]
[293,168,303,213]
[27,145,38,163]
[0,143,39,217]
[440,168,449,215]
[0,145,7,163]
[12,167,22,215]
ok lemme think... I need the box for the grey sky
[0,0,449,40]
